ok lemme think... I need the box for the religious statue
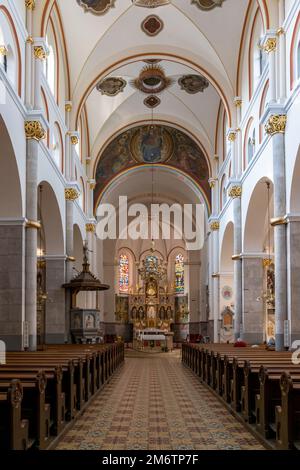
[85,314,95,329]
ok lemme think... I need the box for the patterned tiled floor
[56,350,264,450]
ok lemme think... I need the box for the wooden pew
[0,380,30,450]
[275,372,300,450]
[0,371,50,449]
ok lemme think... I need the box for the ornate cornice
[25,0,35,10]
[65,188,79,201]
[263,37,277,53]
[228,186,242,199]
[34,46,47,60]
[86,223,96,233]
[210,221,220,231]
[25,121,46,141]
[265,114,287,136]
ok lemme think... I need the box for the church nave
[56,351,263,451]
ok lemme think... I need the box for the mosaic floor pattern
[56,350,264,450]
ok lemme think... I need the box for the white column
[227,129,237,178]
[234,97,242,178]
[278,1,286,103]
[210,222,220,343]
[33,39,48,110]
[25,2,34,109]
[69,132,79,181]
[65,103,72,180]
[263,33,277,103]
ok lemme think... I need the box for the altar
[134,328,174,352]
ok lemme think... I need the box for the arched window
[44,31,56,97]
[297,41,300,80]
[175,254,184,293]
[52,123,63,170]
[78,178,85,211]
[119,254,129,293]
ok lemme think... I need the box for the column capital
[227,128,237,142]
[265,114,287,136]
[208,177,217,189]
[65,102,72,113]
[210,221,220,232]
[86,223,96,233]
[69,131,80,145]
[228,184,242,199]
[234,97,242,107]
[65,188,80,201]
[262,30,277,53]
[24,120,46,141]
[88,179,96,190]
[0,45,8,56]
[32,38,49,60]
[25,0,35,10]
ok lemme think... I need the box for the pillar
[45,255,66,344]
[24,120,46,350]
[0,220,25,350]
[33,41,47,110]
[64,188,79,342]
[263,33,277,103]
[210,221,220,342]
[69,132,79,181]
[286,217,300,344]
[65,103,72,181]
[228,185,242,340]
[278,1,286,103]
[242,256,265,344]
[265,114,287,350]
[234,97,243,177]
[25,1,34,109]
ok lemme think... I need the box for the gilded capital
[89,182,96,190]
[210,222,220,231]
[228,132,237,142]
[70,135,79,146]
[234,98,242,107]
[265,115,287,136]
[26,36,34,44]
[65,103,72,113]
[25,0,35,9]
[208,178,217,189]
[25,121,46,141]
[262,258,272,268]
[228,186,242,199]
[86,223,96,233]
[263,37,277,53]
[0,45,8,56]
[65,188,79,201]
[34,46,47,60]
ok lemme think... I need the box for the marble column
[25,121,46,350]
[0,221,25,350]
[265,114,287,350]
[242,256,265,344]
[45,256,66,344]
[286,217,300,344]
[229,185,243,339]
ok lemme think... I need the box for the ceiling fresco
[94,124,210,204]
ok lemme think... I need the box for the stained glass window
[119,254,129,293]
[175,254,184,293]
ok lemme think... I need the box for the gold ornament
[26,220,41,229]
[65,103,72,112]
[228,132,237,142]
[234,98,242,107]
[210,222,220,231]
[25,121,46,141]
[0,45,8,56]
[26,36,34,44]
[262,258,272,268]
[263,38,277,53]
[86,223,96,233]
[70,136,79,146]
[65,188,79,201]
[25,0,35,9]
[265,115,287,136]
[34,46,47,60]
[228,186,242,199]
[89,182,96,190]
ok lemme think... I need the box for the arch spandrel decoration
[94,124,210,208]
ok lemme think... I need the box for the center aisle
[56,350,264,451]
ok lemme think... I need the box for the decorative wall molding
[96,77,127,96]
[77,0,116,15]
[178,74,209,94]
[141,15,164,37]
[191,0,226,11]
